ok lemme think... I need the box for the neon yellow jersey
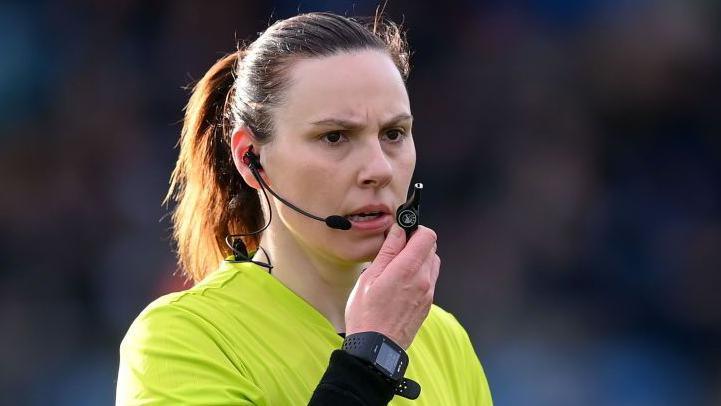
[116,261,493,405]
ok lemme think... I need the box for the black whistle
[396,183,423,238]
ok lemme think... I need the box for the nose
[357,139,393,188]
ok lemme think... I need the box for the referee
[116,11,492,405]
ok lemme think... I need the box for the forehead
[275,50,410,126]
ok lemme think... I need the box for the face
[259,49,415,265]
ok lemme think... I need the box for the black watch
[342,332,408,381]
[341,332,421,400]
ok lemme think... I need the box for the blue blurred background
[1,0,720,405]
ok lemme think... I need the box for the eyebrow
[310,113,413,129]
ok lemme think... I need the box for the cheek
[268,150,346,224]
[402,151,416,175]
[395,144,416,182]
[266,143,331,194]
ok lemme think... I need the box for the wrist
[340,332,422,400]
[341,331,408,382]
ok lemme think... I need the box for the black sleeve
[308,349,396,405]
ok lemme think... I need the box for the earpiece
[242,147,262,170]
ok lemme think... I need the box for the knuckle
[417,279,432,292]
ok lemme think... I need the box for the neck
[253,222,365,334]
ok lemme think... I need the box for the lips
[346,212,384,222]
[343,204,392,221]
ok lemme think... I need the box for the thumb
[367,224,406,273]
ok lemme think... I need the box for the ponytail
[164,51,263,282]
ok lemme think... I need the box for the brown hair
[164,12,411,282]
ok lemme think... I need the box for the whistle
[396,183,423,238]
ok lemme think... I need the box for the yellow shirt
[116,261,493,405]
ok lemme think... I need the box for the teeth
[347,212,382,222]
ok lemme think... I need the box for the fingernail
[391,224,402,237]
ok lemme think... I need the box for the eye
[321,131,347,145]
[383,128,406,142]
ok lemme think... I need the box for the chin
[332,237,384,264]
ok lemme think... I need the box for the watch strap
[395,377,421,400]
[342,332,421,400]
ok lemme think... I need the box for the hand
[345,224,440,350]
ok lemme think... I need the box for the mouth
[343,205,392,223]
[345,211,386,222]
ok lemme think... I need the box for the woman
[116,11,492,405]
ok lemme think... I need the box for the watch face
[376,341,401,375]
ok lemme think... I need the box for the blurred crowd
[1,1,719,405]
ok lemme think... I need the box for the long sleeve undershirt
[307,333,397,405]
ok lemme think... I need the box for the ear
[230,126,262,189]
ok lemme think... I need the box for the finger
[415,245,438,292]
[389,226,437,272]
[416,254,440,311]
[365,224,407,277]
[387,228,437,289]
[429,254,440,286]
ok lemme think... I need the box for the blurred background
[1,0,719,404]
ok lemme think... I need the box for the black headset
[226,146,422,268]
[225,147,351,270]
[242,149,352,230]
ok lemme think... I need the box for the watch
[342,332,421,400]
